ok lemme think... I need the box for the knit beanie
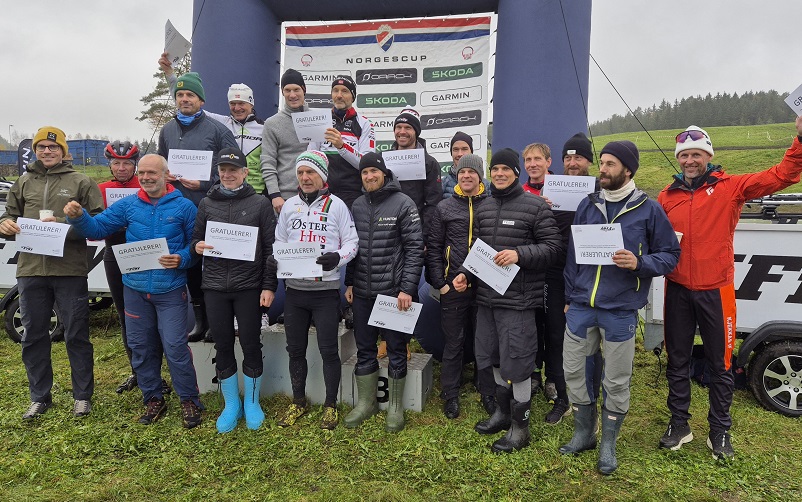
[456,154,484,178]
[600,140,640,177]
[227,83,254,105]
[281,68,307,93]
[33,126,68,155]
[360,152,389,176]
[562,132,593,162]
[394,108,421,138]
[332,75,357,99]
[490,148,521,177]
[216,147,247,169]
[450,131,474,153]
[296,150,329,182]
[674,125,714,158]
[175,72,206,101]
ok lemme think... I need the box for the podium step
[340,352,433,412]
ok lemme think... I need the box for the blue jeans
[124,286,201,406]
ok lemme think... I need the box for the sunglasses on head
[675,130,708,143]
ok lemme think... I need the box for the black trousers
[543,276,569,402]
[352,295,407,378]
[205,289,263,378]
[104,249,131,367]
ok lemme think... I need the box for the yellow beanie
[33,126,69,155]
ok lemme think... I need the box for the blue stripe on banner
[285,29,490,47]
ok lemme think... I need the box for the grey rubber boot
[559,403,598,454]
[344,371,379,428]
[598,408,626,475]
[475,385,512,435]
[491,399,532,453]
[385,376,407,432]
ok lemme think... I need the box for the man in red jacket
[657,117,802,459]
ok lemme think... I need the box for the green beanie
[175,72,206,101]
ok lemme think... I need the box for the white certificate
[105,188,139,207]
[382,149,426,181]
[274,242,323,279]
[112,238,169,274]
[16,218,70,257]
[167,149,212,181]
[571,223,625,265]
[204,221,258,262]
[785,82,802,116]
[164,20,192,65]
[367,294,423,334]
[461,238,520,295]
[291,110,329,143]
[541,175,595,211]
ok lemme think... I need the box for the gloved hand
[316,252,340,271]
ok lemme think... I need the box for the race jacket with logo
[274,187,359,289]
[98,176,141,249]
[315,107,375,196]
[658,137,802,291]
[391,140,442,242]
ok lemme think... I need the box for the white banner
[284,17,491,174]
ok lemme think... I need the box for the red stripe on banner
[286,17,491,36]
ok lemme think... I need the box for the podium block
[340,352,433,412]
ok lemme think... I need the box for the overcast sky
[1,1,799,143]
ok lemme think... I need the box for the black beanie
[281,68,306,93]
[394,109,421,139]
[332,75,357,99]
[600,140,640,177]
[490,148,521,177]
[562,132,594,162]
[359,152,389,176]
[450,131,474,153]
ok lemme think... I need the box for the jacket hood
[27,160,75,176]
[454,181,487,199]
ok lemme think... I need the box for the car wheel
[4,297,64,343]
[748,340,802,417]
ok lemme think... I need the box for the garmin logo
[367,118,396,130]
[421,85,482,107]
[305,94,334,109]
[300,71,350,83]
[421,110,482,131]
[346,55,427,64]
[423,63,483,82]
[358,93,417,109]
[356,68,417,85]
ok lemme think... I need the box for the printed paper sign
[112,238,169,273]
[204,221,258,262]
[571,223,625,265]
[274,241,323,278]
[16,218,70,257]
[461,238,520,295]
[367,294,423,334]
[105,188,139,207]
[541,175,595,211]
[382,149,426,181]
[167,149,212,181]
[785,82,802,116]
[165,20,192,65]
[291,110,330,143]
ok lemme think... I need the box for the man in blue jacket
[560,141,680,474]
[64,154,203,429]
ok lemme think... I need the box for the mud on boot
[475,385,512,435]
[598,408,626,475]
[491,399,532,453]
[344,371,379,429]
[559,403,598,455]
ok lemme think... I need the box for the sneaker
[659,421,694,450]
[73,399,92,418]
[22,401,51,420]
[320,406,339,430]
[138,397,167,425]
[544,382,558,402]
[707,431,735,460]
[278,402,308,427]
[181,400,202,429]
[116,374,138,394]
[545,399,571,424]
[260,314,270,330]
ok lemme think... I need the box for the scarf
[602,179,636,202]
[176,110,203,126]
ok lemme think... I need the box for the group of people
[4,56,802,474]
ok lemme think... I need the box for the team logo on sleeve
[376,25,394,52]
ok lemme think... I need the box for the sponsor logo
[20,245,33,252]
[706,186,715,196]
[376,24,394,52]
[502,220,515,226]
[358,93,417,109]
[301,70,350,83]
[305,94,334,109]
[301,54,313,67]
[462,46,475,60]
[375,141,394,152]
[366,118,396,130]
[421,85,482,107]
[126,267,141,272]
[281,271,294,277]
[346,55,427,64]
[427,134,482,154]
[208,249,223,256]
[734,253,802,303]
[600,226,616,231]
[356,68,417,85]
[423,63,483,82]
[421,110,482,131]
[47,132,57,141]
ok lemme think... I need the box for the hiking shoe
[23,401,51,420]
[116,374,138,394]
[320,406,339,430]
[707,431,735,460]
[278,402,308,427]
[659,421,693,450]
[545,399,571,424]
[73,399,92,418]
[443,397,460,419]
[544,382,558,402]
[138,397,167,425]
[181,400,202,429]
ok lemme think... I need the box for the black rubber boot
[475,385,512,435]
[559,403,598,455]
[187,301,208,343]
[598,408,625,475]
[491,399,532,453]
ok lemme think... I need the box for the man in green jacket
[0,126,103,420]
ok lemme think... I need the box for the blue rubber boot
[216,374,243,434]
[243,374,265,430]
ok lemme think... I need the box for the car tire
[748,340,802,417]
[4,297,64,343]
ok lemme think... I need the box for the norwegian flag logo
[376,24,394,52]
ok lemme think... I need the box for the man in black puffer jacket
[453,148,562,453]
[344,152,424,433]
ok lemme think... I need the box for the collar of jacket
[454,181,487,199]
[28,160,75,176]
[298,185,331,205]
[332,106,358,122]
[490,181,524,199]
[207,182,256,200]
[668,163,724,191]
[282,101,308,116]
[137,182,177,204]
[364,174,401,204]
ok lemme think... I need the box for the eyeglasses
[35,144,61,152]
[675,130,708,143]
